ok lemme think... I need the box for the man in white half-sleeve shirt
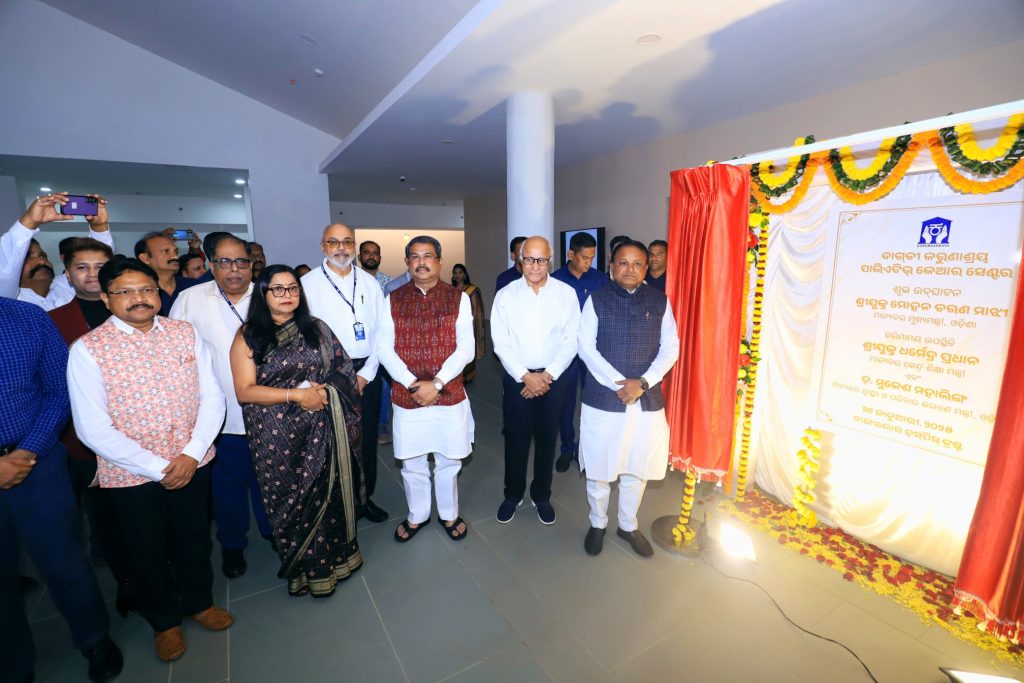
[490,236,580,526]
[302,223,389,523]
[378,235,475,544]
[170,233,272,581]
[1,192,115,310]
[577,239,679,558]
[67,257,232,663]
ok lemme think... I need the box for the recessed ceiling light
[234,178,245,185]
[313,68,324,77]
[233,193,243,199]
[39,186,52,192]
[441,140,455,145]
[636,33,661,45]
[300,34,317,45]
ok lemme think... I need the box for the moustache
[127,303,155,311]
[416,266,430,272]
[29,264,55,279]
[168,258,180,266]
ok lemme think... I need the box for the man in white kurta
[377,236,475,542]
[578,240,679,557]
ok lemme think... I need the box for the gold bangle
[286,389,291,403]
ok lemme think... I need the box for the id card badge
[353,322,366,341]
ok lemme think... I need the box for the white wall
[0,0,339,267]
[463,40,1024,310]
[330,201,464,229]
[352,228,466,282]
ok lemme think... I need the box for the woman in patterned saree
[230,265,364,598]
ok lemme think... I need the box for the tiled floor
[27,356,1024,682]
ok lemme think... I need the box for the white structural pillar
[506,91,554,257]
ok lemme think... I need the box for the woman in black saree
[230,265,364,597]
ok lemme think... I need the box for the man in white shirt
[378,236,475,543]
[302,224,389,522]
[1,192,114,310]
[169,233,271,580]
[490,236,581,525]
[578,240,679,558]
[67,257,232,663]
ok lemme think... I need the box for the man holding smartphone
[0,192,115,310]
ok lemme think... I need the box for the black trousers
[358,369,382,498]
[1,444,109,683]
[106,465,213,633]
[68,456,134,588]
[502,371,570,504]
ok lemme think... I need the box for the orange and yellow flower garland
[750,153,824,214]
[671,470,698,544]
[789,428,821,528]
[822,133,927,205]
[928,132,1024,194]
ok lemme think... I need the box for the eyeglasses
[522,256,551,266]
[408,253,437,263]
[210,258,252,270]
[268,284,301,298]
[322,238,355,250]
[108,287,158,297]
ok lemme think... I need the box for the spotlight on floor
[717,520,758,564]
[940,667,1021,682]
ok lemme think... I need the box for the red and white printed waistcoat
[388,281,466,410]
[80,317,215,488]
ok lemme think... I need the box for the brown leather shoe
[154,626,185,662]
[187,606,234,631]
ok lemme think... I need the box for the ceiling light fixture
[233,194,243,199]
[234,179,245,185]
[636,33,661,45]
[313,68,324,77]
[940,669,1021,683]
[300,34,317,45]
[441,140,455,145]
[39,186,52,192]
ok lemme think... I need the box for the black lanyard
[219,288,245,324]
[321,264,358,318]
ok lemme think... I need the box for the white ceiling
[39,0,1024,205]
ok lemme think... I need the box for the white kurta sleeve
[544,289,582,380]
[180,333,226,461]
[356,277,384,382]
[489,288,529,381]
[0,221,36,299]
[577,297,626,391]
[641,300,680,387]
[436,293,475,384]
[89,228,114,248]
[376,295,417,388]
[68,340,171,482]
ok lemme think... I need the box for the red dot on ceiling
[290,79,296,86]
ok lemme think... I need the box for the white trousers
[586,474,648,532]
[401,453,462,524]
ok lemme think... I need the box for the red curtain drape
[953,269,1024,641]
[663,164,749,480]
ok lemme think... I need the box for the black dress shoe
[115,582,136,618]
[82,636,123,683]
[360,499,389,523]
[555,450,577,473]
[616,528,654,557]
[584,527,606,556]
[221,549,247,579]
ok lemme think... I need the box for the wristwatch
[638,378,650,392]
[432,377,445,392]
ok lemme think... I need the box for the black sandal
[438,516,468,542]
[394,518,430,543]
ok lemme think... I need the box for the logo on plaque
[918,217,951,247]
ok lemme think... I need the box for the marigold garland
[789,428,821,528]
[829,134,913,191]
[671,469,698,544]
[750,136,815,191]
[943,116,1024,175]
[838,137,896,181]
[822,133,926,205]
[929,132,1024,194]
[749,154,824,214]
[734,203,769,500]
[721,489,1024,662]
[954,113,1024,162]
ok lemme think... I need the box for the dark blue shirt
[551,266,608,310]
[645,272,666,292]
[495,265,522,294]
[0,297,70,455]
[159,275,201,316]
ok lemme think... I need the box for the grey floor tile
[440,642,552,683]
[228,577,406,683]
